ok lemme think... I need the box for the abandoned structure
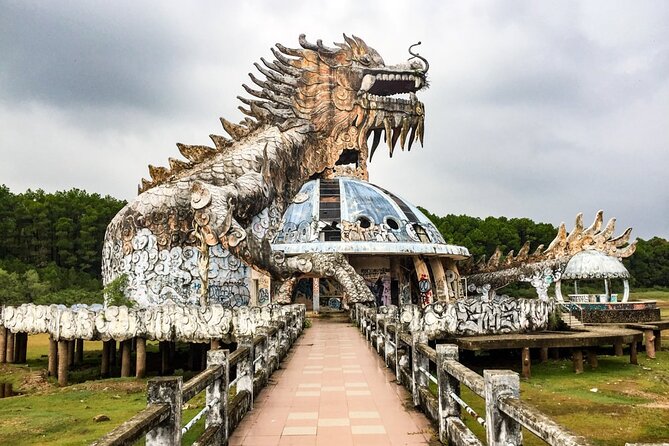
[271,177,470,310]
[101,34,430,309]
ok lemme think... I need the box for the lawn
[455,349,669,445]
[2,296,668,445]
[0,334,207,446]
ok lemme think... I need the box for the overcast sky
[1,0,667,240]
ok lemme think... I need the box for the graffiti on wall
[418,273,433,306]
[397,294,551,338]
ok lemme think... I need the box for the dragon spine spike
[148,165,169,183]
[221,118,249,140]
[139,178,152,194]
[274,43,302,58]
[584,210,604,235]
[136,34,429,192]
[598,218,617,242]
[168,158,191,172]
[177,143,216,163]
[487,248,502,268]
[209,134,232,150]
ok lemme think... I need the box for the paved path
[230,316,435,445]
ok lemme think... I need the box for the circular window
[357,216,372,228]
[385,217,400,230]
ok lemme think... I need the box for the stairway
[560,312,585,330]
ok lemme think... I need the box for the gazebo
[555,250,631,303]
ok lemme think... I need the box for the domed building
[271,177,470,310]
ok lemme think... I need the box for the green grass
[0,334,210,445]
[450,350,669,445]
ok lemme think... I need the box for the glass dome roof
[271,177,470,258]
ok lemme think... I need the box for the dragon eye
[359,55,371,65]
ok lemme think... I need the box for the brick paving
[230,315,434,445]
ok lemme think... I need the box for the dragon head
[241,34,429,180]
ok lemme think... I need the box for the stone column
[6,331,15,364]
[136,338,146,379]
[484,370,522,446]
[205,349,229,444]
[146,377,182,445]
[429,258,448,301]
[312,278,320,313]
[436,344,460,443]
[121,340,132,377]
[521,347,531,379]
[48,336,58,377]
[413,257,432,306]
[58,340,69,386]
[75,339,84,365]
[0,327,6,363]
[101,341,111,377]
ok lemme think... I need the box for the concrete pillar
[121,340,132,377]
[588,348,598,369]
[411,332,428,406]
[75,339,84,365]
[436,344,460,443]
[614,339,624,356]
[539,347,549,363]
[521,347,531,379]
[0,327,6,363]
[48,337,58,377]
[313,278,320,313]
[15,333,26,363]
[136,338,146,379]
[6,332,14,364]
[429,258,448,301]
[110,340,117,367]
[57,340,69,386]
[67,340,75,367]
[484,370,522,446]
[205,349,229,444]
[644,330,656,359]
[413,256,432,306]
[630,342,638,365]
[146,377,182,445]
[101,341,111,377]
[572,350,584,374]
[160,341,170,375]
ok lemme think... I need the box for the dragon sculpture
[102,34,429,307]
[464,211,637,300]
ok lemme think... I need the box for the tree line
[0,185,125,305]
[0,185,666,306]
[420,208,669,289]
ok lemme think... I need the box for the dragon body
[102,34,429,307]
[464,211,637,300]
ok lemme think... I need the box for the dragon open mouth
[358,70,427,160]
[361,72,425,96]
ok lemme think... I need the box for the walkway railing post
[411,332,428,406]
[146,376,182,446]
[484,370,522,446]
[437,344,460,443]
[375,314,384,353]
[205,349,229,445]
[384,321,394,368]
[237,336,255,409]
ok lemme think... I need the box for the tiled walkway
[230,315,434,445]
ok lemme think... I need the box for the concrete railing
[352,304,591,446]
[0,303,305,386]
[92,306,305,446]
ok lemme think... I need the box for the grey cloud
[1,0,667,241]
